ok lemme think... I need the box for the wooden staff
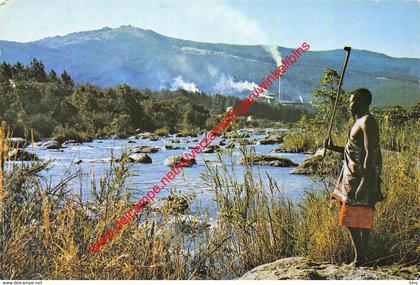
[323,46,351,159]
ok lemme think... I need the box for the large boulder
[127,153,152,163]
[240,257,415,280]
[289,148,342,176]
[240,155,297,167]
[7,149,39,161]
[164,155,196,167]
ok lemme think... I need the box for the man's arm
[324,137,344,154]
[330,145,345,154]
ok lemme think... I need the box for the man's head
[349,88,372,117]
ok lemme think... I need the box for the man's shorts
[339,204,374,229]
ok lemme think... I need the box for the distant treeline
[0,59,309,139]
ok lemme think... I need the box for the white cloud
[214,74,259,94]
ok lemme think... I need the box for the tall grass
[199,147,299,278]
[0,116,418,279]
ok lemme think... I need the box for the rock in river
[165,144,184,150]
[259,134,285,145]
[42,140,62,149]
[164,155,196,167]
[272,145,313,154]
[153,195,190,214]
[8,137,28,148]
[132,145,160,153]
[240,155,297,167]
[203,144,221,153]
[63,140,80,146]
[7,148,39,161]
[226,131,250,139]
[289,148,342,176]
[127,153,152,163]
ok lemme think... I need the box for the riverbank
[1,118,418,279]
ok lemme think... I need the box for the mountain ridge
[0,25,418,106]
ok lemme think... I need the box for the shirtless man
[324,88,383,266]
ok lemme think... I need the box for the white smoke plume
[264,45,283,101]
[264,45,282,66]
[171,76,200,93]
[207,64,218,77]
[215,74,258,93]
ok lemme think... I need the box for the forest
[0,59,310,140]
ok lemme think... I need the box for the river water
[21,129,322,217]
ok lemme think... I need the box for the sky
[0,0,419,58]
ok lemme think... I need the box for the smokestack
[264,45,282,102]
[299,96,304,103]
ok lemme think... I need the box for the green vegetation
[153,128,170,137]
[0,59,309,140]
[371,79,419,108]
[0,62,417,279]
[281,68,419,153]
[0,112,417,279]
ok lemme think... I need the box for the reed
[0,117,417,279]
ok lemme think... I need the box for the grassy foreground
[0,114,418,279]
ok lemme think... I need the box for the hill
[0,25,418,106]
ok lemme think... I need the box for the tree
[60,70,74,87]
[47,69,59,82]
[27,59,47,81]
[0,62,12,81]
[311,68,349,127]
[114,84,148,130]
[408,102,420,120]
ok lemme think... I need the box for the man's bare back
[349,113,380,151]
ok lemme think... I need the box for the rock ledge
[240,257,417,280]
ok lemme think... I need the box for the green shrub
[178,128,196,137]
[29,113,57,138]
[51,126,92,143]
[154,127,169,136]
